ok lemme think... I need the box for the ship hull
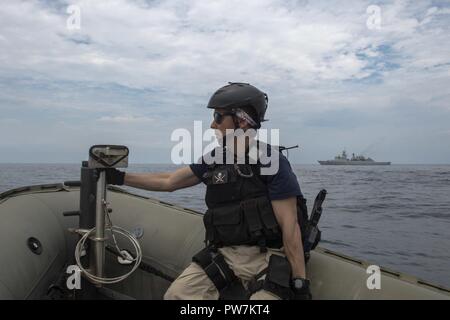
[318,161,391,165]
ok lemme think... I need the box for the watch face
[294,279,304,289]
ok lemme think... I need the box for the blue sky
[0,0,449,164]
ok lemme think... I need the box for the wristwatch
[292,277,310,291]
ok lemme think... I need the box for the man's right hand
[105,168,125,185]
[291,278,312,300]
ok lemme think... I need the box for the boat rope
[74,200,143,285]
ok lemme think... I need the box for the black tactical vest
[202,160,308,250]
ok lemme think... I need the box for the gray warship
[318,150,391,166]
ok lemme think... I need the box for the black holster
[192,247,248,300]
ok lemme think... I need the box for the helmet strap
[232,115,240,130]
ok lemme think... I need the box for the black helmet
[207,82,268,126]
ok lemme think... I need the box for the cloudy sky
[0,0,449,164]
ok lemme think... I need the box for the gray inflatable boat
[1,182,449,300]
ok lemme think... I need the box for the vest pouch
[204,166,240,207]
[210,204,251,246]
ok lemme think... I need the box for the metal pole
[94,170,107,283]
[79,163,97,230]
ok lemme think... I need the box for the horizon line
[1,162,450,166]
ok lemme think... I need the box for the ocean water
[1,163,449,288]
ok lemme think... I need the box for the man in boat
[106,82,311,300]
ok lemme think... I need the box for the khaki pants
[164,246,284,300]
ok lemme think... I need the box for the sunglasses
[213,111,235,124]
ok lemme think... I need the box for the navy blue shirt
[189,144,302,201]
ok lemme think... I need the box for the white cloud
[0,0,449,162]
